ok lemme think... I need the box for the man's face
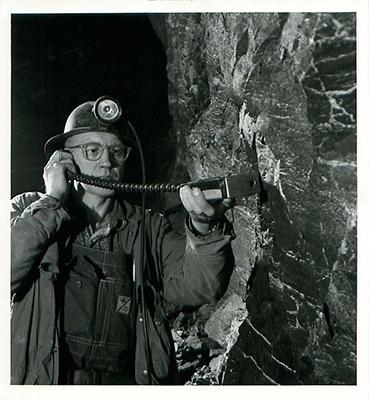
[64,131,127,198]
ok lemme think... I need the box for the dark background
[11,14,172,200]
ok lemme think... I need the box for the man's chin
[83,183,116,198]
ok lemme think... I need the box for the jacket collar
[118,197,142,224]
[65,193,142,229]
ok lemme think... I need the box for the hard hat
[44,96,130,158]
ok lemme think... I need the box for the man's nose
[99,147,114,167]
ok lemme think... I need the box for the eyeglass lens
[84,143,129,162]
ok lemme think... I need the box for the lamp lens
[96,98,121,122]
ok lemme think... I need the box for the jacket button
[75,280,82,288]
[142,369,148,376]
[139,317,143,322]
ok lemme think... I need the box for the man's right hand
[43,150,77,204]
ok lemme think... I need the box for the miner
[11,96,235,384]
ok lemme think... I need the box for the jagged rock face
[150,12,356,385]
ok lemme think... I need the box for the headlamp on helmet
[93,96,122,124]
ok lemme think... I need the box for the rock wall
[150,12,356,384]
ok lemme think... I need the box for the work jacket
[11,191,235,385]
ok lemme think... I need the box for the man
[11,97,235,385]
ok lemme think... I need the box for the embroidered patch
[116,295,131,315]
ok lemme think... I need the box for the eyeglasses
[64,142,131,163]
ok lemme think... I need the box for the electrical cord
[65,171,183,194]
[127,120,153,385]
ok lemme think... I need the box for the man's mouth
[100,175,118,182]
[87,173,119,183]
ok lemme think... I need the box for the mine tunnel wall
[150,12,356,385]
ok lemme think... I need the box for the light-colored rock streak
[246,319,272,347]
[239,349,279,385]
[270,355,297,374]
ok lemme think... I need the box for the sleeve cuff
[185,215,236,241]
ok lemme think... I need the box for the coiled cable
[65,170,183,195]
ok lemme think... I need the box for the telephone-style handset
[65,170,260,201]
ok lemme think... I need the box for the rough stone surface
[150,12,356,385]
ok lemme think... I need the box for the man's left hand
[179,185,234,234]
